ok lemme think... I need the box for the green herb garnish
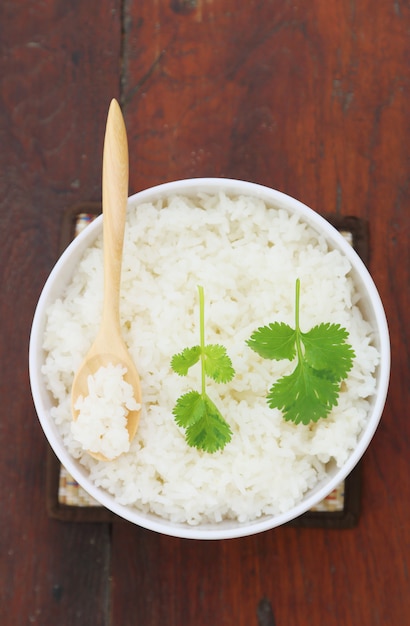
[247,278,355,424]
[171,286,235,453]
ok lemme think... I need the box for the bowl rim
[29,177,391,539]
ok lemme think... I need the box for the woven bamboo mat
[46,202,368,527]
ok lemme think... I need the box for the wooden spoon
[71,99,141,461]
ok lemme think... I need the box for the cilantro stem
[295,278,300,331]
[295,278,304,363]
[198,285,206,396]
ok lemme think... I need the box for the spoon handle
[101,99,129,332]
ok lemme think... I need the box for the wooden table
[1,1,408,624]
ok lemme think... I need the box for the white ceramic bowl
[29,178,390,539]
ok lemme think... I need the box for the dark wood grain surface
[1,1,408,624]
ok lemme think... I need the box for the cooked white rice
[72,363,140,460]
[42,192,380,525]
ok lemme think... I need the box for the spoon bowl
[71,343,141,462]
[71,99,141,461]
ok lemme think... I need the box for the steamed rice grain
[41,192,380,524]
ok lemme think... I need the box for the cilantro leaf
[247,322,296,360]
[170,286,235,452]
[267,362,340,424]
[179,394,233,453]
[171,346,201,376]
[203,344,235,383]
[248,279,355,424]
[301,323,355,381]
[172,390,206,427]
